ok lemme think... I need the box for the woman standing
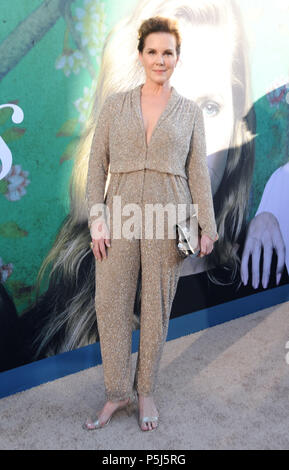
[84,16,218,432]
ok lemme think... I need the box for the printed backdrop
[0,0,289,374]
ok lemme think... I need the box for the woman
[83,16,218,431]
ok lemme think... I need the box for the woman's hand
[90,219,111,262]
[198,233,218,258]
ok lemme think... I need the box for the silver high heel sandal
[83,397,135,431]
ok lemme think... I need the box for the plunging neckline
[138,83,176,148]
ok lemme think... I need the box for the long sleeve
[186,105,218,242]
[85,95,112,228]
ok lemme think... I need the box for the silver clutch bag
[175,212,201,258]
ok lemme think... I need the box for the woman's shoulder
[107,87,135,101]
[183,97,203,121]
[103,88,133,110]
[184,97,202,116]
[104,90,124,105]
[173,88,200,116]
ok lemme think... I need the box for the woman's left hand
[198,233,218,258]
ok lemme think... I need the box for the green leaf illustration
[1,127,25,142]
[0,106,13,126]
[0,221,28,238]
[60,137,79,163]
[5,279,35,310]
[56,118,78,137]
[0,179,8,194]
[272,109,286,120]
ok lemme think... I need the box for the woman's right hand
[90,219,111,262]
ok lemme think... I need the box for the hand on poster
[241,211,285,289]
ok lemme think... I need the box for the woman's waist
[106,170,192,207]
[109,163,188,179]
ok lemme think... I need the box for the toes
[84,420,95,429]
[141,421,154,431]
[142,422,148,431]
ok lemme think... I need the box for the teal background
[0,0,288,313]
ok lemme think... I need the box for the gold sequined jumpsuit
[86,84,218,402]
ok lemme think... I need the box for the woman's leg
[133,231,183,397]
[95,235,140,402]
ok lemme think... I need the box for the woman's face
[138,32,179,86]
[173,24,235,196]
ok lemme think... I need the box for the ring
[90,241,94,250]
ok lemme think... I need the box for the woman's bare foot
[137,393,159,431]
[84,397,130,429]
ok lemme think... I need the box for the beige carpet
[1,300,289,450]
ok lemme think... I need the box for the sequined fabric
[86,83,218,241]
[85,84,218,402]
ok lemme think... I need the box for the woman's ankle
[107,397,130,405]
[137,392,154,399]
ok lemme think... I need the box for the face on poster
[0,0,288,372]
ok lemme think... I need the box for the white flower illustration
[4,164,30,201]
[0,257,13,282]
[74,86,94,123]
[75,0,106,58]
[55,49,87,76]
[55,0,106,76]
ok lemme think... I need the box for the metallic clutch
[175,212,201,258]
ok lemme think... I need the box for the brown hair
[137,16,181,57]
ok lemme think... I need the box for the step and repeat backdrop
[0,0,289,381]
